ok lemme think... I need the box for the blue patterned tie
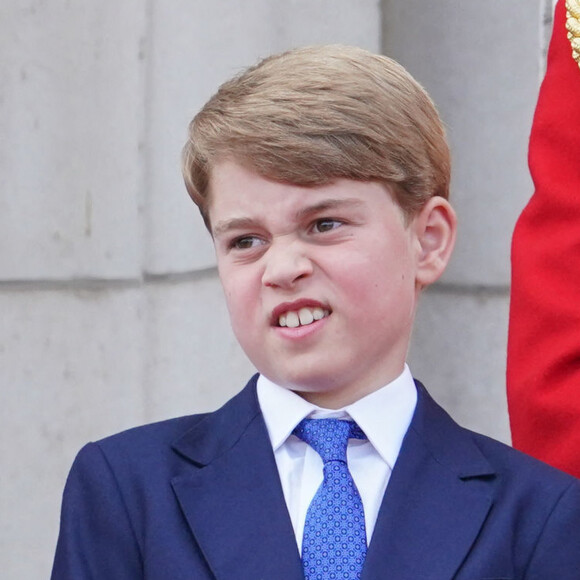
[293,418,368,580]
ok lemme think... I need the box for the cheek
[223,290,252,348]
[341,253,415,310]
[218,267,240,317]
[219,269,258,324]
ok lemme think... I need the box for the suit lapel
[362,381,495,580]
[171,376,303,580]
[170,377,496,579]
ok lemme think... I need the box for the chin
[274,372,344,397]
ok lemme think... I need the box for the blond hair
[182,45,450,230]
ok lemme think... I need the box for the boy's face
[209,161,423,408]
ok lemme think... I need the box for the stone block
[409,288,511,443]
[0,1,146,281]
[0,286,147,579]
[268,0,381,51]
[383,0,542,286]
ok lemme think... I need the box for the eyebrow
[212,217,258,238]
[212,197,365,238]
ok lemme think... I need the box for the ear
[411,196,457,289]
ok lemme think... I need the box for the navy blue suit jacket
[51,377,580,579]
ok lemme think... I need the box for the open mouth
[277,306,331,328]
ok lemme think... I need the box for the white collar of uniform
[257,364,417,470]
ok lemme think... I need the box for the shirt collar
[257,365,417,470]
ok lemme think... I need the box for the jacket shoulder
[97,413,208,450]
[466,427,580,509]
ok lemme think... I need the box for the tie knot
[293,418,366,463]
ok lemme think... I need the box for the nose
[261,240,313,289]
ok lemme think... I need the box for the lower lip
[274,315,329,340]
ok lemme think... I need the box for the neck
[292,367,405,409]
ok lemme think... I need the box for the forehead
[208,161,404,236]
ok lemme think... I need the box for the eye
[229,235,266,250]
[312,219,343,233]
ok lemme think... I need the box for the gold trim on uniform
[566,0,580,67]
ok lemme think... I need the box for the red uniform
[508,0,580,478]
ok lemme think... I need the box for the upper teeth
[279,307,328,328]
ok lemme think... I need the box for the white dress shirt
[256,365,417,551]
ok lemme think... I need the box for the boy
[52,45,580,579]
